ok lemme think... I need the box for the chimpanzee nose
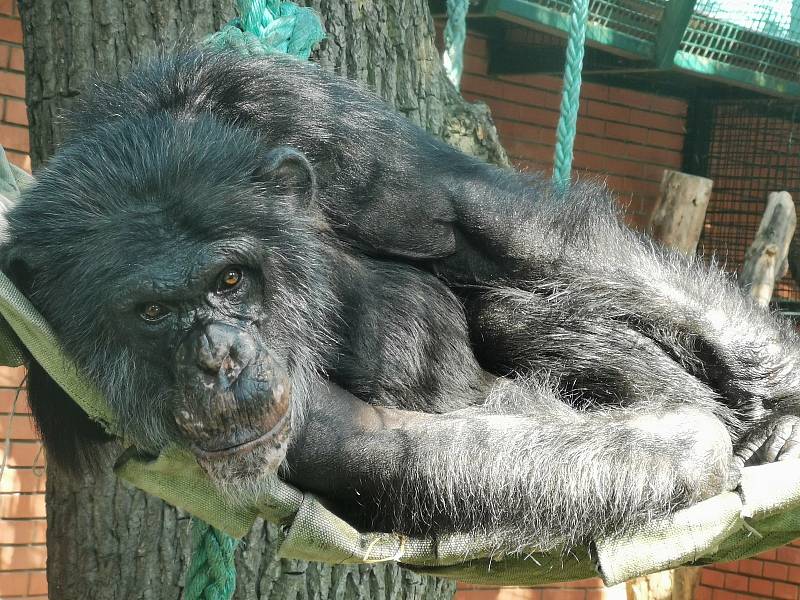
[189,323,257,385]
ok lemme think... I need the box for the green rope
[443,0,469,89]
[185,519,239,600]
[552,0,589,187]
[187,3,325,599]
[206,0,324,59]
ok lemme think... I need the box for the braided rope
[188,3,325,599]
[443,0,469,89]
[185,519,239,600]
[553,0,589,186]
[206,0,324,59]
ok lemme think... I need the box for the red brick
[576,117,605,136]
[738,559,764,576]
[790,566,800,583]
[453,591,502,600]
[553,578,602,588]
[702,569,726,588]
[27,571,47,595]
[0,544,46,570]
[749,577,774,596]
[463,34,488,58]
[4,98,27,125]
[1,493,46,518]
[695,586,713,600]
[724,573,749,592]
[464,53,488,76]
[0,70,24,98]
[0,442,42,468]
[0,123,28,152]
[647,128,684,151]
[5,149,30,173]
[0,414,37,440]
[8,45,23,72]
[775,582,800,600]
[541,590,585,600]
[586,100,630,124]
[0,0,12,16]
[0,16,21,43]
[606,121,649,143]
[0,571,28,596]
[711,589,737,600]
[0,44,10,69]
[0,467,45,493]
[717,561,741,573]
[778,547,800,564]
[764,561,789,580]
[629,108,685,133]
[503,82,560,110]
[0,517,46,544]
[461,75,502,100]
[0,367,26,389]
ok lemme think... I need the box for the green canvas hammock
[3,207,800,586]
[4,0,800,594]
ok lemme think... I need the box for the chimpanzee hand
[737,415,800,467]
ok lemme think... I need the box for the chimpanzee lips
[191,412,290,459]
[173,355,292,468]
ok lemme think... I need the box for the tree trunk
[741,191,796,307]
[647,170,712,255]
[19,0,506,597]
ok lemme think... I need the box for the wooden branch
[648,170,713,255]
[741,191,796,307]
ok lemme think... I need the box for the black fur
[3,50,800,552]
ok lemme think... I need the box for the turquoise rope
[206,0,325,59]
[185,520,239,600]
[443,0,470,89]
[187,2,325,599]
[553,0,589,186]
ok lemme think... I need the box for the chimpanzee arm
[286,380,734,551]
[428,168,800,435]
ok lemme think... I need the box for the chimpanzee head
[1,112,338,498]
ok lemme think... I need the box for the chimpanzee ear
[257,146,317,208]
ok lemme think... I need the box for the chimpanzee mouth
[191,413,291,459]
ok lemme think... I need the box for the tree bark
[19,0,506,597]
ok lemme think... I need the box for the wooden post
[648,170,713,254]
[740,191,796,307]
[627,169,713,600]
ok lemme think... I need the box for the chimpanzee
[2,50,800,552]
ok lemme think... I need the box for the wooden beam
[647,170,713,255]
[653,0,697,69]
[741,191,797,307]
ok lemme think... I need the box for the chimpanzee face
[3,114,336,497]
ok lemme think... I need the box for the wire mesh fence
[696,98,800,301]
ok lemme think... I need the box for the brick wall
[458,28,686,230]
[696,543,800,600]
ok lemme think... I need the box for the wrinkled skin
[3,50,800,552]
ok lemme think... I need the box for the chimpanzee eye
[217,267,243,292]
[139,303,170,322]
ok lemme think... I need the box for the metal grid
[697,99,800,300]
[536,0,666,42]
[682,12,800,82]
[694,0,800,43]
